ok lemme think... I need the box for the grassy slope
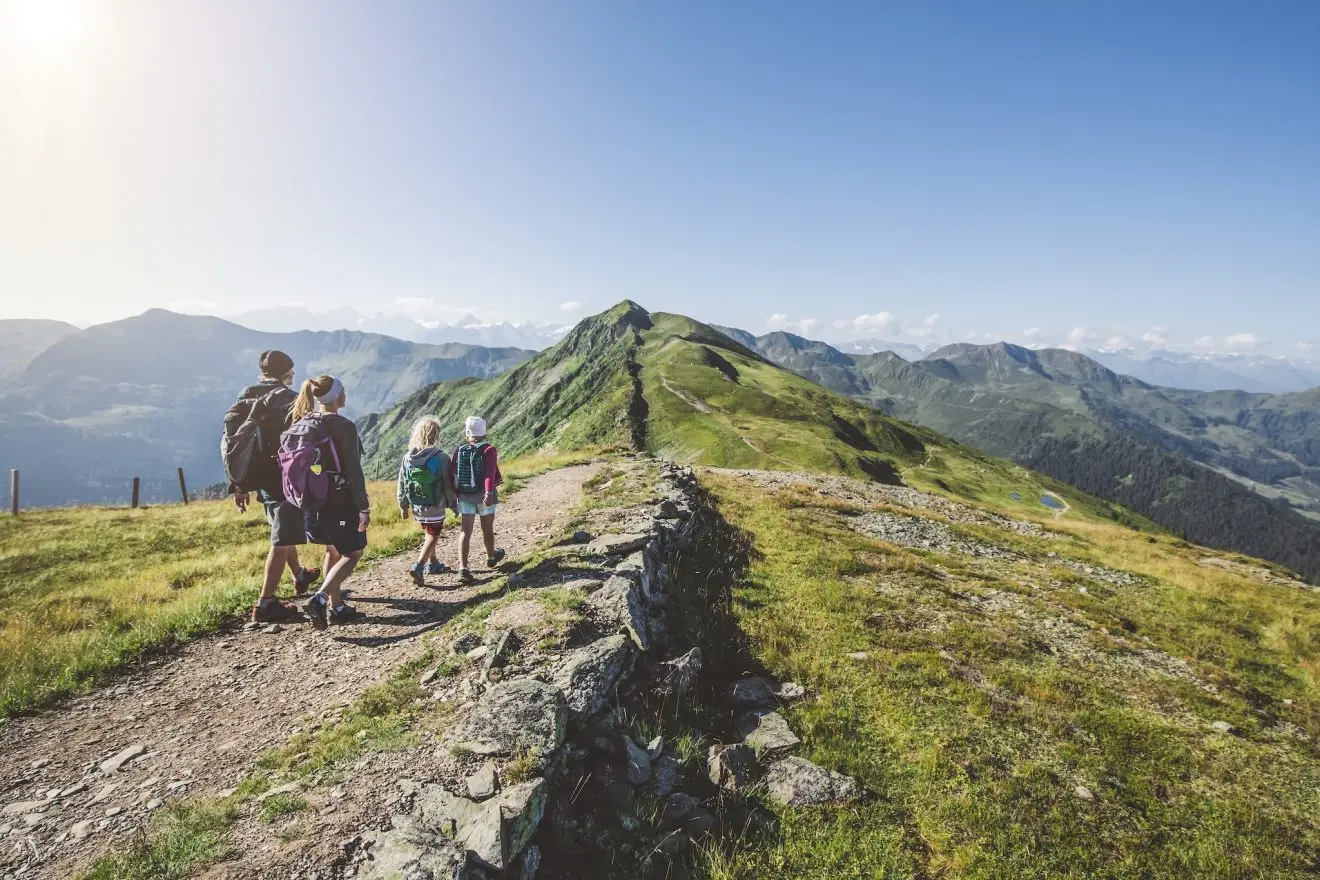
[0,452,586,718]
[700,471,1320,880]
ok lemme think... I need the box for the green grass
[259,793,309,823]
[80,800,239,880]
[696,471,1320,880]
[0,453,583,718]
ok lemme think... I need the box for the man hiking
[224,350,319,622]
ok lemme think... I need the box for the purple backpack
[279,417,341,511]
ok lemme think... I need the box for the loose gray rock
[146,798,163,810]
[735,710,801,757]
[453,633,483,654]
[646,735,665,761]
[644,753,681,801]
[467,762,498,801]
[2,801,47,818]
[585,575,651,652]
[624,737,652,786]
[707,744,758,792]
[551,635,635,721]
[775,682,807,701]
[1074,785,1095,801]
[722,677,778,710]
[657,647,702,698]
[445,679,567,771]
[763,757,858,807]
[355,822,471,880]
[484,630,521,671]
[1211,721,1235,734]
[658,793,700,833]
[413,779,547,872]
[257,782,301,802]
[586,533,650,557]
[69,820,94,840]
[99,743,148,775]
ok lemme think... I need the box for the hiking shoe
[426,562,449,575]
[459,568,475,585]
[409,562,425,585]
[251,600,300,623]
[304,592,329,631]
[293,566,321,597]
[329,603,362,625]
[486,549,506,568]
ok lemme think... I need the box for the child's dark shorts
[420,520,445,537]
[305,504,369,556]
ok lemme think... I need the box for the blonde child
[397,416,458,585]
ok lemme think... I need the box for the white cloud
[1105,334,1130,349]
[908,312,942,338]
[1193,335,1216,351]
[964,331,978,341]
[1224,333,1260,352]
[765,313,821,335]
[835,312,901,336]
[1021,327,1045,344]
[168,299,218,314]
[1066,326,1090,345]
[1297,341,1315,354]
[558,301,583,312]
[1141,326,1168,347]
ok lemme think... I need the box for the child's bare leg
[417,532,439,567]
[427,530,442,563]
[460,514,476,569]
[321,549,362,606]
[479,514,496,559]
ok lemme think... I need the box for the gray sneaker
[304,592,329,630]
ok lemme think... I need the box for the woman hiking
[397,416,458,585]
[281,374,370,629]
[224,349,319,623]
[451,416,505,584]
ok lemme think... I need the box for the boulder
[775,681,807,702]
[735,710,801,757]
[763,757,857,807]
[707,744,758,792]
[722,677,778,710]
[585,575,651,652]
[414,779,548,872]
[615,552,656,601]
[644,753,681,801]
[444,680,567,767]
[552,635,635,721]
[484,630,521,671]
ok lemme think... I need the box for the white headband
[317,377,344,405]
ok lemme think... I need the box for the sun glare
[4,0,87,60]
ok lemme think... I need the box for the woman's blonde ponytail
[290,375,334,421]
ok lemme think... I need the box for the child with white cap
[450,416,505,584]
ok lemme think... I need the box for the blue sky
[1,0,1316,354]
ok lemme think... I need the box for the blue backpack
[454,442,487,494]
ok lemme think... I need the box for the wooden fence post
[8,469,16,517]
[178,467,189,505]
[131,477,140,509]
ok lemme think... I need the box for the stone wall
[354,461,702,880]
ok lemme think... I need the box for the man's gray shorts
[263,496,307,547]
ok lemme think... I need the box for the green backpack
[404,455,441,506]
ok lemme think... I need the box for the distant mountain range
[716,327,1320,578]
[1083,348,1320,394]
[226,305,570,351]
[365,303,1320,582]
[0,312,532,506]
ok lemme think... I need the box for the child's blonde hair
[408,416,442,452]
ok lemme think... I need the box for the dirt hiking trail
[0,464,600,880]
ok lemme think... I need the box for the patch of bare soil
[0,464,600,880]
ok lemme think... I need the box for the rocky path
[0,464,599,880]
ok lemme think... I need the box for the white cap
[465,416,487,437]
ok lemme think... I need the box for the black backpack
[454,442,488,494]
[221,386,291,492]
